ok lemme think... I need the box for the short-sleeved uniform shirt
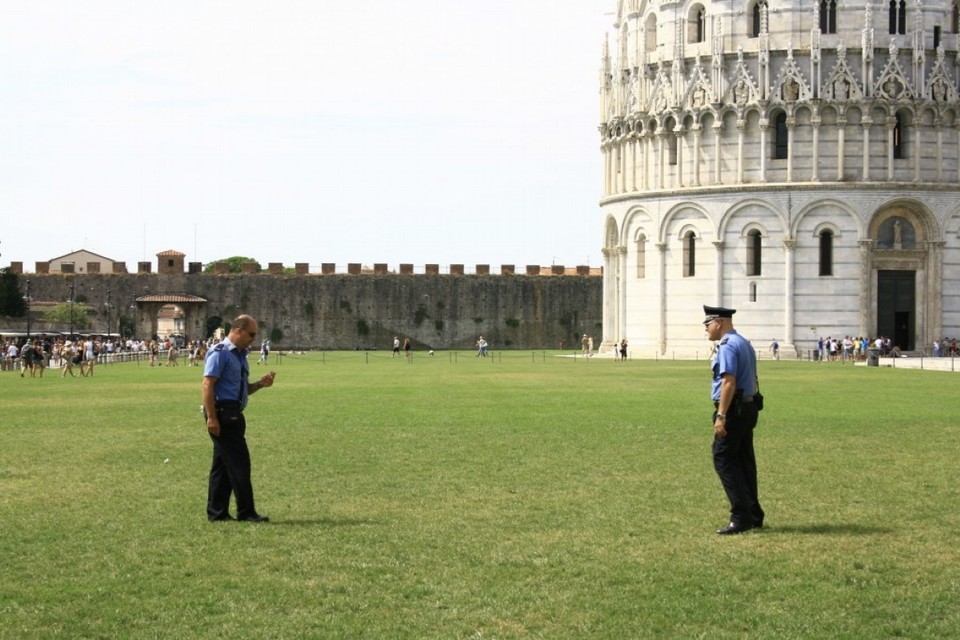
[711,330,757,401]
[204,337,251,408]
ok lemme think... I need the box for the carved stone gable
[874,43,915,100]
[821,51,864,101]
[683,63,715,110]
[771,54,812,103]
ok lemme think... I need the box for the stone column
[837,116,846,181]
[956,124,960,183]
[712,241,725,304]
[603,145,611,196]
[656,242,667,354]
[913,117,921,182]
[675,130,684,188]
[858,239,873,338]
[736,119,745,183]
[786,118,795,182]
[714,123,723,185]
[617,136,629,193]
[783,239,796,354]
[886,118,896,181]
[657,132,666,189]
[642,132,651,191]
[628,134,637,191]
[862,120,872,181]
[692,124,702,187]
[602,247,618,351]
[928,241,945,347]
[811,116,820,181]
[618,245,629,347]
[936,124,944,182]
[759,122,768,183]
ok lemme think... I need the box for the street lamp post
[105,287,112,337]
[69,281,75,338]
[25,278,31,338]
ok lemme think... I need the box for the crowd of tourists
[813,335,960,361]
[1,335,228,378]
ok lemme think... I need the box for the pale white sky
[0,1,613,272]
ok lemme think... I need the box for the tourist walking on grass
[61,341,78,378]
[203,314,276,523]
[703,305,764,535]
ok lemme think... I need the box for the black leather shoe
[716,522,753,535]
[238,514,270,523]
[752,521,764,529]
[209,514,235,522]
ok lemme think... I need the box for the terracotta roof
[135,294,207,303]
[157,250,186,256]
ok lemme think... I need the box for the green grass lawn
[1,351,958,639]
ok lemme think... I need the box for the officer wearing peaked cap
[703,305,765,535]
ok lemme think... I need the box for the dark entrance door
[877,270,915,350]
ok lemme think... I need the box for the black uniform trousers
[712,402,764,527]
[207,403,258,520]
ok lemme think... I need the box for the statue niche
[876,216,916,249]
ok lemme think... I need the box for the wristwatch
[716,413,726,419]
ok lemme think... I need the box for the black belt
[714,396,754,408]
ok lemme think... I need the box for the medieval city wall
[14,272,603,350]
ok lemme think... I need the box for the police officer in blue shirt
[704,305,764,535]
[203,314,276,522]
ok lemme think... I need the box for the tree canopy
[42,302,91,329]
[203,257,262,273]
[0,268,28,317]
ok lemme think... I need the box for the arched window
[750,0,767,38]
[689,5,706,43]
[819,230,834,276]
[636,234,646,279]
[889,0,906,35]
[683,231,696,277]
[646,14,657,52]
[773,112,789,159]
[893,112,907,159]
[746,230,762,276]
[820,0,837,33]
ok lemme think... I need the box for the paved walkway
[862,356,960,372]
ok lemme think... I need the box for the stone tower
[599,0,960,356]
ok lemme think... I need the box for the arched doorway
[866,203,942,351]
[133,294,208,341]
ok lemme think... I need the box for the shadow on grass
[270,518,379,527]
[765,523,894,535]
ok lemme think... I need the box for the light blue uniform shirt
[203,337,250,408]
[710,330,757,401]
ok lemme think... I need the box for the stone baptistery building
[599,0,960,356]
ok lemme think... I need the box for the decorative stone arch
[623,206,655,241]
[812,221,843,239]
[865,199,943,351]
[721,197,788,239]
[604,216,621,248]
[740,221,769,238]
[790,197,864,240]
[867,198,939,245]
[676,222,702,241]
[134,294,208,342]
[661,201,711,244]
